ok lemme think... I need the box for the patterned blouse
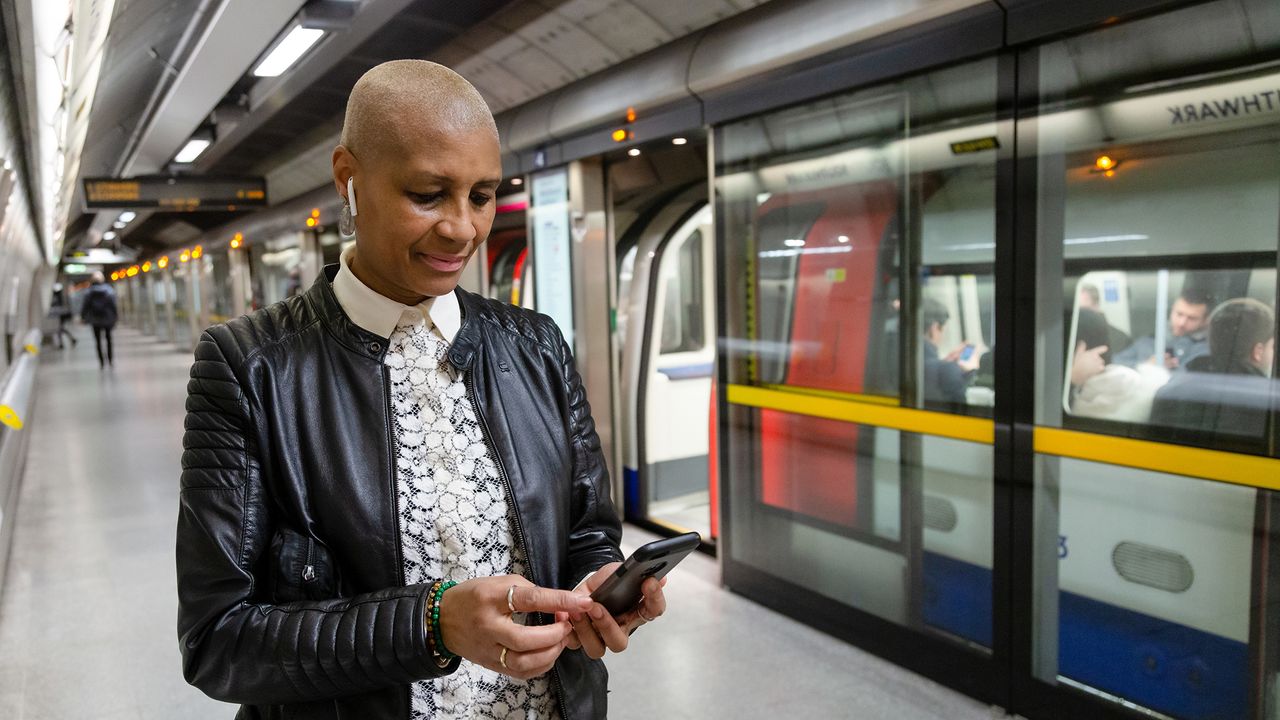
[387,309,561,720]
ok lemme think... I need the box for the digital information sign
[82,176,267,211]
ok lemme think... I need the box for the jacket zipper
[382,362,414,718]
[463,367,571,720]
[302,538,316,583]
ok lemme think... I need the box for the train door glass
[249,235,304,307]
[209,252,232,325]
[644,213,715,538]
[717,57,1000,648]
[1026,3,1280,717]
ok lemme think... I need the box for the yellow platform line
[726,384,993,444]
[1035,427,1280,491]
[760,384,901,407]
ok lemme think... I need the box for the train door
[608,134,716,540]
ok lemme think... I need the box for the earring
[339,201,356,238]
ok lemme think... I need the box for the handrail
[0,328,43,595]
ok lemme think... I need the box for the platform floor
[0,326,996,720]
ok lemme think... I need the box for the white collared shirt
[331,244,460,344]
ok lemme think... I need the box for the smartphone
[590,532,701,616]
[959,344,975,362]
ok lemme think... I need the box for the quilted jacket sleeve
[176,328,457,705]
[551,323,624,584]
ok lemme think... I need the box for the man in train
[921,298,977,406]
[1149,298,1276,441]
[1113,286,1212,371]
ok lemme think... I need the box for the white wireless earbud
[347,176,359,216]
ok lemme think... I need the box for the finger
[641,581,667,618]
[496,621,573,652]
[512,585,594,615]
[503,640,568,680]
[572,613,606,659]
[587,605,629,653]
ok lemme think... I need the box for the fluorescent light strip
[759,246,853,259]
[175,139,211,163]
[254,26,325,78]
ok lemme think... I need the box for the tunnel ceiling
[72,0,771,254]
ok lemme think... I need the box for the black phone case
[590,532,700,616]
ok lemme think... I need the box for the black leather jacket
[177,266,623,719]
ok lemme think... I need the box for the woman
[1069,308,1167,422]
[80,272,117,367]
[176,60,666,720]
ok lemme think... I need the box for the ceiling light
[118,211,136,223]
[253,25,325,78]
[627,148,641,157]
[510,177,523,186]
[671,137,687,146]
[103,231,117,241]
[783,238,805,248]
[175,138,211,163]
[837,235,849,243]
[112,221,127,229]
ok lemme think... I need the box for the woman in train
[175,60,666,719]
[1068,308,1168,423]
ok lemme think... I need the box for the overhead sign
[82,175,267,211]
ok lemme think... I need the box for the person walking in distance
[81,272,118,368]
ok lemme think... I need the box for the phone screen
[959,344,975,362]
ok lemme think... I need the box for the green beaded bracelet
[432,580,459,660]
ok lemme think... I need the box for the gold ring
[499,646,509,669]
[507,585,518,614]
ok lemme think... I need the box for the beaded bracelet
[429,580,460,663]
[425,581,450,668]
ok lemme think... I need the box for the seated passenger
[1068,309,1167,423]
[921,298,977,406]
[1113,287,1211,371]
[1076,281,1132,354]
[1150,298,1277,441]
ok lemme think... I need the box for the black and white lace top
[387,309,560,720]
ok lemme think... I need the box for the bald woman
[177,60,665,720]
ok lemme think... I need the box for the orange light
[110,272,118,281]
[625,106,636,123]
[611,128,628,143]
[180,250,191,263]
[306,217,317,228]
[142,261,152,273]
[311,208,321,218]
[158,256,169,269]
[192,245,203,259]
[1095,155,1116,171]
[127,266,139,277]
[1104,169,1116,178]
[231,232,243,249]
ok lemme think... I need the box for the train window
[1031,0,1280,454]
[658,230,705,355]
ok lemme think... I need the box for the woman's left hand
[555,562,668,659]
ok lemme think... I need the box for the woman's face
[335,125,502,303]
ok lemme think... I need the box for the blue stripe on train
[922,552,1248,720]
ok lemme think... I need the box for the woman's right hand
[438,575,595,680]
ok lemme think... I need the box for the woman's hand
[438,575,594,680]
[556,562,669,659]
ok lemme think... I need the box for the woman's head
[1075,308,1111,364]
[331,61,502,303]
